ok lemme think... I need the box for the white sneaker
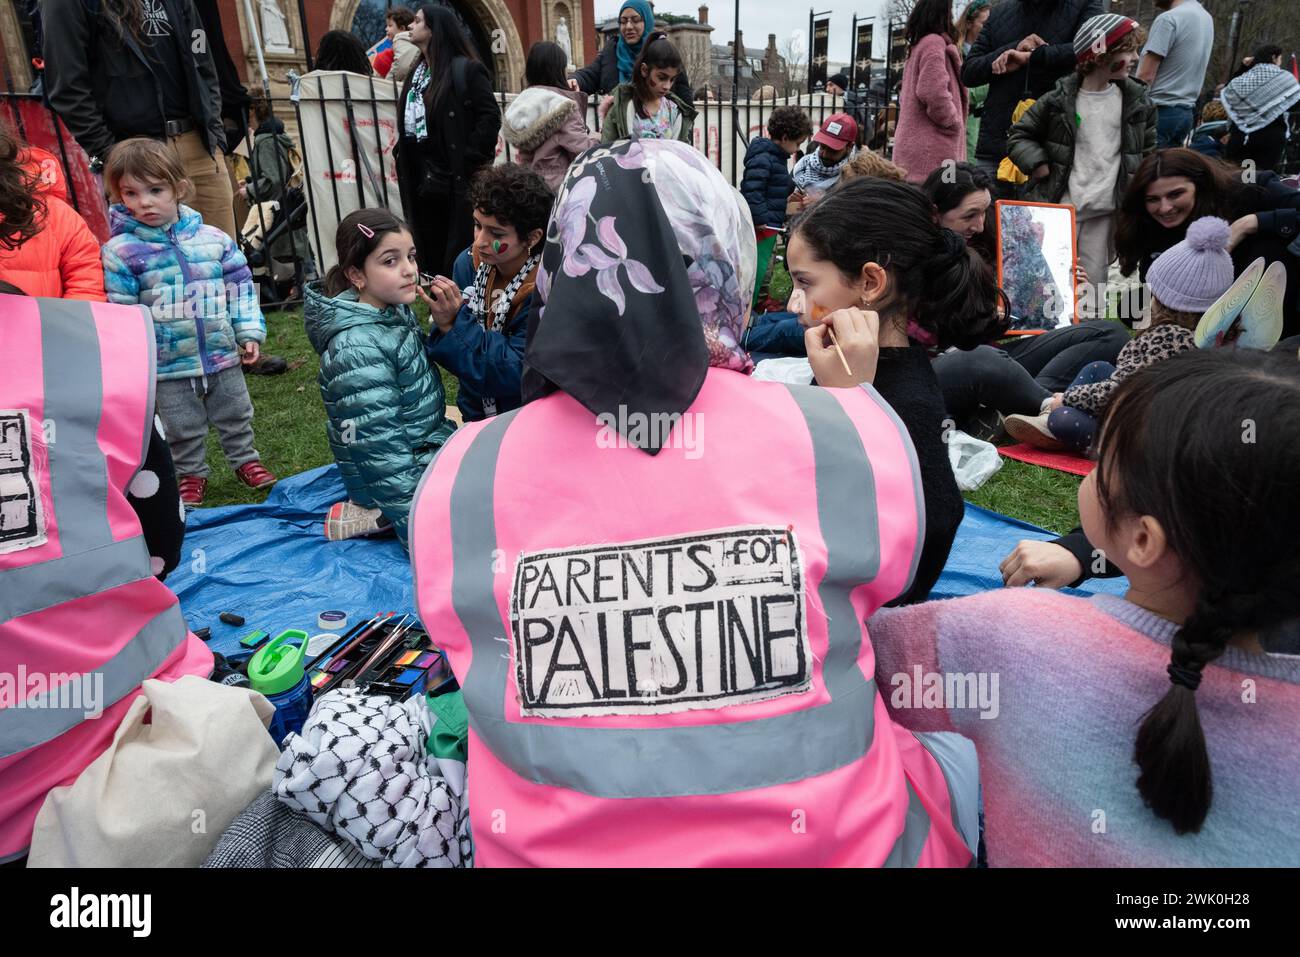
[324,501,392,541]
[1004,411,1068,452]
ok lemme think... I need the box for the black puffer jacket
[960,0,1102,163]
[1007,74,1157,205]
[573,35,693,103]
[42,0,226,159]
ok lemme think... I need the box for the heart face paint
[493,240,508,255]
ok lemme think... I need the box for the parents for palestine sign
[510,527,811,717]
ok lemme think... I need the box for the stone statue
[556,15,573,67]
[260,0,293,53]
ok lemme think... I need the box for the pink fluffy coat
[892,34,968,184]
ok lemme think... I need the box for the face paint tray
[305,615,454,700]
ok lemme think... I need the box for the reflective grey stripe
[40,299,112,553]
[0,846,28,865]
[448,385,882,798]
[0,537,151,624]
[0,602,189,759]
[856,382,927,603]
[913,730,982,858]
[137,305,158,489]
[883,782,931,867]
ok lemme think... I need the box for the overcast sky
[593,0,894,63]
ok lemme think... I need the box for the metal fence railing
[4,79,890,313]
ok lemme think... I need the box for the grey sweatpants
[155,366,258,478]
[1074,212,1115,320]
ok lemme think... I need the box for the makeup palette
[304,613,453,700]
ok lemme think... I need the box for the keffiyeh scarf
[404,61,431,142]
[274,688,470,868]
[464,254,541,332]
[792,149,855,193]
[1222,64,1300,136]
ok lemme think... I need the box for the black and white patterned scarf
[273,689,471,868]
[463,253,541,333]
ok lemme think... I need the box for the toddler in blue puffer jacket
[739,106,812,228]
[102,137,276,509]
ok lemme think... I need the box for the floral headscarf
[524,139,756,453]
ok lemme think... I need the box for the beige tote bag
[28,676,280,868]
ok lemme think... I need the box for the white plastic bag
[751,357,815,384]
[947,429,1002,491]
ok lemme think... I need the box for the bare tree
[1200,0,1298,87]
[780,33,808,95]
[888,0,918,23]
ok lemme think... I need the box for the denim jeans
[1156,105,1194,149]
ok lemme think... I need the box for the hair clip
[357,223,375,238]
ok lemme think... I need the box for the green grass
[204,304,1082,533]
[965,458,1080,534]
[201,308,459,508]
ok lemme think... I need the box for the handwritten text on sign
[510,527,809,717]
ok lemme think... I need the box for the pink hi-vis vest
[411,367,980,867]
[0,296,213,861]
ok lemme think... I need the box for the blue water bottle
[248,629,314,744]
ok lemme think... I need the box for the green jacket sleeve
[1006,94,1053,175]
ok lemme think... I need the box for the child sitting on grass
[304,208,454,545]
[870,347,1300,865]
[101,137,275,509]
[1005,216,1234,452]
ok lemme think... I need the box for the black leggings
[934,321,1130,426]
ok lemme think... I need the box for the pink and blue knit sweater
[868,588,1300,866]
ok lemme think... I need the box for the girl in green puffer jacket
[304,209,455,547]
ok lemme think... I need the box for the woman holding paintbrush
[785,176,1007,604]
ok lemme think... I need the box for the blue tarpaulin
[169,466,1126,658]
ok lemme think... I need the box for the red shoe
[178,475,207,509]
[235,461,279,490]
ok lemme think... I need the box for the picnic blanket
[998,443,1097,476]
[168,465,1125,656]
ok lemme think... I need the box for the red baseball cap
[812,113,858,150]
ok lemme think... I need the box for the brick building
[0,0,599,96]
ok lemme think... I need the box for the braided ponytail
[1133,593,1234,833]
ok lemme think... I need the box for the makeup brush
[354,615,414,679]
[811,304,854,378]
[318,611,392,672]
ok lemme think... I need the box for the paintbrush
[811,304,854,378]
[353,615,414,679]
[317,611,393,673]
[305,614,378,669]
